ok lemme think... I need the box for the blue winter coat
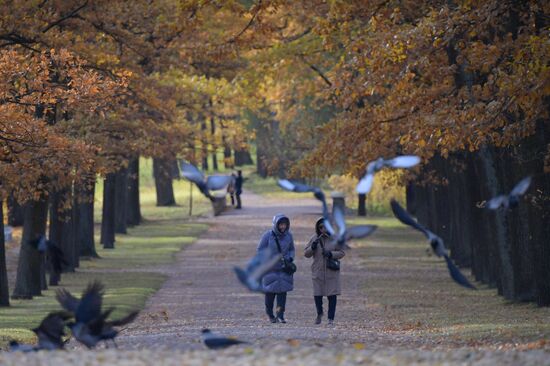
[258,214,295,293]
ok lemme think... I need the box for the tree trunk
[100,173,116,249]
[12,198,48,299]
[48,189,75,285]
[127,157,141,226]
[210,113,218,171]
[114,167,128,234]
[357,193,366,216]
[76,180,98,258]
[7,193,24,227]
[153,158,176,206]
[235,147,254,166]
[223,145,233,169]
[201,117,209,171]
[0,202,9,306]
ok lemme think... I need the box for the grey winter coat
[258,214,295,293]
[304,218,345,296]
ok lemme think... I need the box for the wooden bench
[212,193,227,216]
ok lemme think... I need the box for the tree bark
[0,202,9,306]
[210,112,218,171]
[76,180,98,258]
[12,198,48,299]
[100,173,116,249]
[127,157,142,226]
[114,167,128,234]
[7,193,24,227]
[357,193,367,216]
[235,147,254,166]
[153,158,176,206]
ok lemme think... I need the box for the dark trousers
[229,193,235,206]
[236,193,242,209]
[265,292,287,318]
[314,295,337,320]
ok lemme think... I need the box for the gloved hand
[323,250,332,258]
[311,240,319,251]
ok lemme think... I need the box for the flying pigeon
[234,248,281,292]
[357,156,420,194]
[328,199,377,249]
[56,281,139,348]
[487,176,532,210]
[390,199,476,290]
[179,162,232,202]
[9,311,72,352]
[277,179,334,234]
[201,329,247,349]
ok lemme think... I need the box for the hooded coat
[304,218,345,296]
[257,214,295,293]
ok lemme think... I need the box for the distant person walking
[304,217,345,325]
[235,170,244,209]
[227,172,236,206]
[257,214,295,323]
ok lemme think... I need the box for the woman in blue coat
[257,214,295,323]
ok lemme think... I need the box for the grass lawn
[0,158,209,348]
[355,217,550,347]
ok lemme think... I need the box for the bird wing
[356,172,374,194]
[76,281,105,323]
[88,308,114,336]
[332,200,346,238]
[510,176,532,196]
[487,195,508,210]
[35,311,71,345]
[277,179,295,191]
[206,175,232,191]
[279,179,316,193]
[385,155,421,168]
[179,162,205,184]
[55,288,80,314]
[107,311,139,327]
[443,255,477,290]
[390,199,431,239]
[344,225,378,242]
[248,253,281,283]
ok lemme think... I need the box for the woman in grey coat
[304,217,345,325]
[257,214,295,323]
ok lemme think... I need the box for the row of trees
[1,1,548,306]
[230,1,549,304]
[0,0,266,306]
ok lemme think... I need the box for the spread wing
[76,281,104,323]
[206,175,232,191]
[179,162,205,184]
[385,155,421,168]
[443,255,477,290]
[390,199,431,239]
[510,176,531,196]
[344,225,378,241]
[487,195,508,210]
[356,172,374,194]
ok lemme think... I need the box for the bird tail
[443,255,477,290]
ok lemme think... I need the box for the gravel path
[117,190,406,350]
